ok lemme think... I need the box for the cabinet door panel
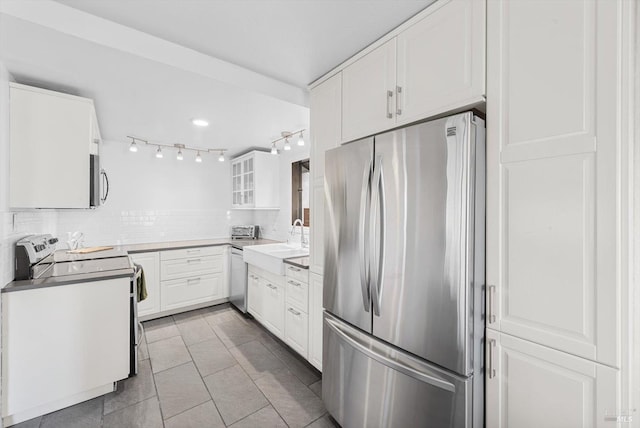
[247,271,264,321]
[310,73,342,182]
[130,252,160,318]
[342,39,396,143]
[285,302,309,358]
[262,280,285,338]
[486,0,620,367]
[396,0,485,126]
[160,273,222,311]
[309,272,323,371]
[486,330,619,428]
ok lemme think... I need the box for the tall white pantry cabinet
[485,0,637,427]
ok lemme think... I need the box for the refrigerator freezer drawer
[323,312,471,428]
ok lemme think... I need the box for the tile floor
[14,303,338,428]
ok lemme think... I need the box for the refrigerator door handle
[370,154,385,316]
[359,163,372,312]
[325,314,456,392]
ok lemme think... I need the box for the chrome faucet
[291,219,308,248]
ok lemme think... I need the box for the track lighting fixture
[269,129,306,154]
[125,136,227,165]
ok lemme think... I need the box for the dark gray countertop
[284,256,310,269]
[3,238,283,292]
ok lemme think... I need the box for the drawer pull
[288,266,301,272]
[265,283,277,290]
[288,307,301,316]
[187,277,201,284]
[186,249,201,253]
[288,280,301,287]
[187,258,202,263]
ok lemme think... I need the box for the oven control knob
[48,238,58,245]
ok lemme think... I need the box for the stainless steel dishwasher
[230,247,248,313]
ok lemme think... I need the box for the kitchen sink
[243,243,309,275]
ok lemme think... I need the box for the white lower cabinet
[486,329,620,428]
[262,277,285,337]
[284,302,309,358]
[135,245,229,319]
[247,270,264,321]
[129,252,160,318]
[160,273,223,311]
[308,272,323,371]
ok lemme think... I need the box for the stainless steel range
[14,234,141,377]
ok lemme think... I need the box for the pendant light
[195,151,202,163]
[297,132,305,146]
[283,138,291,151]
[218,151,225,162]
[129,139,138,152]
[271,142,278,155]
[155,146,163,158]
[176,149,184,161]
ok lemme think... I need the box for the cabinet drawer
[285,302,309,358]
[160,246,224,261]
[285,278,309,313]
[285,264,309,284]
[161,255,222,280]
[160,273,222,311]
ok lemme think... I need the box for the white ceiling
[54,0,433,88]
[0,0,433,155]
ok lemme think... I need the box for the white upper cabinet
[485,330,619,428]
[395,0,485,126]
[486,0,624,367]
[342,39,397,143]
[231,151,279,209]
[340,0,485,143]
[10,83,101,209]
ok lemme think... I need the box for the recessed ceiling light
[192,118,209,127]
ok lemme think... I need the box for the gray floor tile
[148,335,192,373]
[255,369,326,428]
[175,315,217,345]
[164,400,225,428]
[201,304,244,326]
[40,396,104,428]
[270,341,320,385]
[228,340,286,380]
[203,364,269,425]
[144,316,180,343]
[155,362,211,419]
[189,336,237,377]
[103,396,163,428]
[172,309,204,324]
[309,380,322,397]
[230,405,287,428]
[104,359,156,415]
[306,413,340,428]
[11,416,41,428]
[210,318,260,348]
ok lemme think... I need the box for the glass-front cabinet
[231,151,279,209]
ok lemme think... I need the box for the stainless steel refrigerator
[323,111,485,428]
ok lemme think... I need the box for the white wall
[254,143,310,242]
[56,140,253,247]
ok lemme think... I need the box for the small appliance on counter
[231,225,259,240]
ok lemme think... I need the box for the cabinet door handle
[288,280,301,287]
[186,249,201,254]
[187,277,201,284]
[187,258,202,263]
[488,285,496,323]
[396,86,403,115]
[288,307,301,316]
[265,283,276,290]
[289,266,301,272]
[386,90,393,119]
[488,339,496,379]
